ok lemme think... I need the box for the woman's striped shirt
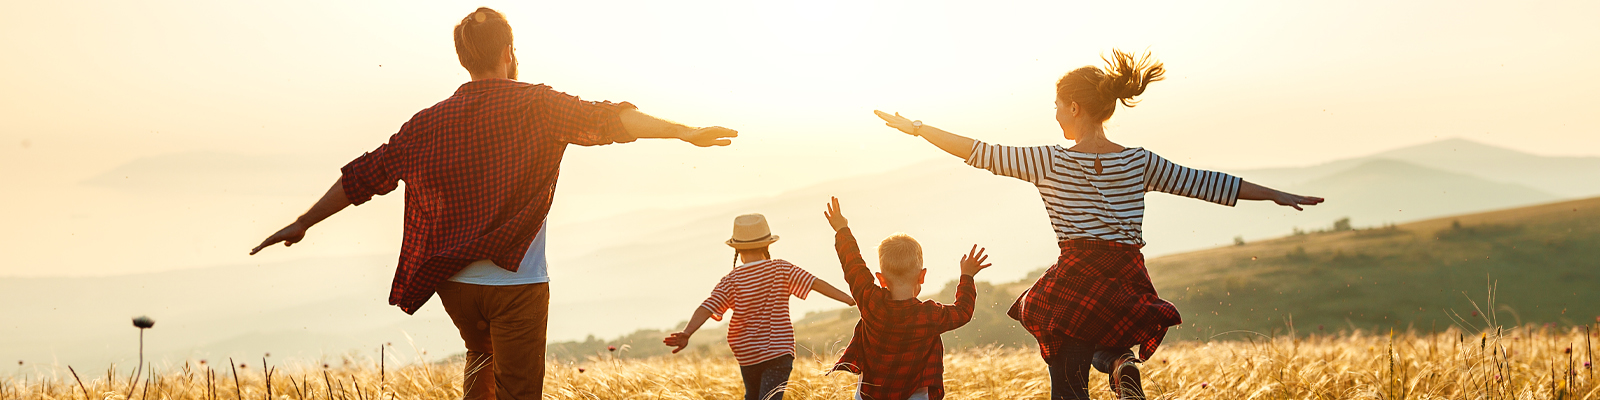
[699,258,816,366]
[966,141,1242,246]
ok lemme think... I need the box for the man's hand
[823,196,849,231]
[251,222,308,255]
[681,126,737,147]
[663,331,692,354]
[960,244,991,277]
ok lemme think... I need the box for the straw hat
[726,213,780,249]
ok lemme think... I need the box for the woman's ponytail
[1057,49,1166,121]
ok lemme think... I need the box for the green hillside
[550,196,1600,360]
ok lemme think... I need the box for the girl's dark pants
[1046,336,1139,400]
[739,354,794,400]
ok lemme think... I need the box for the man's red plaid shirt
[1006,239,1181,361]
[339,79,635,314]
[829,228,975,400]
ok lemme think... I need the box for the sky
[2,0,1599,278]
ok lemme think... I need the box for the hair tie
[473,12,487,23]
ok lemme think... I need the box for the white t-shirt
[448,220,549,286]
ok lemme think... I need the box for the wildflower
[578,368,586,373]
[1161,358,1168,364]
[132,316,155,329]
[322,363,330,369]
[1565,346,1573,354]
[199,360,207,365]
[1471,311,1479,317]
[1494,374,1501,381]
[607,346,617,352]
[1201,383,1209,389]
[1585,361,1592,368]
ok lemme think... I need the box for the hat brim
[726,235,779,250]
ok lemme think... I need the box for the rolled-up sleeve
[339,136,403,206]
[533,87,637,146]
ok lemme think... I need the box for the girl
[665,213,856,400]
[874,50,1322,400]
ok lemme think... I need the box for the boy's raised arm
[934,245,991,331]
[825,197,877,299]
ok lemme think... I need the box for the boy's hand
[960,245,991,277]
[823,196,849,231]
[663,331,692,354]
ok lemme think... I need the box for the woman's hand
[873,110,919,136]
[1239,180,1324,211]
[1272,191,1325,211]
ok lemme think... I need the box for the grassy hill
[552,196,1600,360]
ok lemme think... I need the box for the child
[665,213,855,400]
[823,197,991,400]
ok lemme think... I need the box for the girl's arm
[874,110,975,159]
[663,307,714,354]
[1238,180,1324,211]
[811,279,857,307]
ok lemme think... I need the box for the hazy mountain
[1237,138,1600,198]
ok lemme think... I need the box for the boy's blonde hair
[877,233,923,280]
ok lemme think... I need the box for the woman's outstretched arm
[1238,180,1325,211]
[874,110,974,159]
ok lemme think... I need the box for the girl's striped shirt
[699,258,816,366]
[966,141,1242,246]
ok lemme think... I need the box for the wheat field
[4,325,1594,400]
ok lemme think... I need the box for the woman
[874,49,1322,400]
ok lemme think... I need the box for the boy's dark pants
[739,354,794,400]
[437,281,550,400]
[1046,335,1138,400]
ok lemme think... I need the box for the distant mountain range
[5,138,1596,369]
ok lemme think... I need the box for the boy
[823,197,990,400]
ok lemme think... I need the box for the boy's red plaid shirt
[339,79,635,314]
[829,228,975,400]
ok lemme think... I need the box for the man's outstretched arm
[618,108,736,147]
[250,180,350,255]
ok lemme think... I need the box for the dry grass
[3,325,1595,400]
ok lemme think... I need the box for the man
[249,7,736,399]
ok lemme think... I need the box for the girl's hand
[873,110,919,136]
[1273,191,1325,211]
[959,244,992,277]
[663,331,692,353]
[823,196,849,231]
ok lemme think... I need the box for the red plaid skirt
[1007,239,1181,361]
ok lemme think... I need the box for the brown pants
[437,281,550,400]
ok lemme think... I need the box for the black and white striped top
[966,141,1242,246]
